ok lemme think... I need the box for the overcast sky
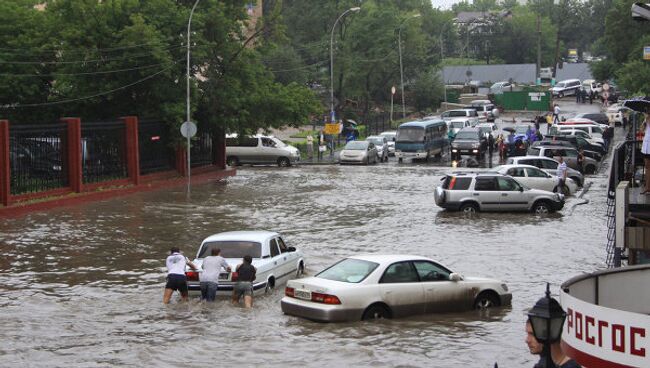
[431,0,463,10]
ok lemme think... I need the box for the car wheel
[296,262,304,277]
[398,157,403,163]
[226,156,239,167]
[362,303,391,321]
[532,200,551,214]
[362,157,369,165]
[265,277,275,294]
[561,185,570,196]
[585,165,596,175]
[558,92,564,98]
[277,157,291,167]
[474,292,500,310]
[459,202,478,214]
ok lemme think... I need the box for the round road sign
[180,121,197,138]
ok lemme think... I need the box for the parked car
[441,109,480,126]
[573,113,609,126]
[9,138,64,179]
[185,231,305,296]
[550,79,581,98]
[581,79,602,96]
[450,127,488,159]
[339,140,378,165]
[379,131,396,156]
[557,118,608,131]
[226,135,300,167]
[605,104,630,126]
[476,122,499,139]
[447,118,472,140]
[542,133,605,155]
[527,145,599,174]
[467,100,499,122]
[281,254,512,322]
[365,135,389,162]
[505,156,584,187]
[554,129,605,148]
[490,81,514,94]
[494,164,578,195]
[434,172,565,214]
[539,67,553,80]
[531,139,602,162]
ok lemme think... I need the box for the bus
[395,118,449,163]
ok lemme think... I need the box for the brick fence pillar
[61,117,83,193]
[0,120,10,206]
[121,116,140,185]
[176,148,188,176]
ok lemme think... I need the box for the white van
[551,79,581,98]
[582,79,602,96]
[226,135,300,167]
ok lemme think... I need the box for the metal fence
[9,123,68,195]
[190,131,213,167]
[138,120,175,175]
[364,112,393,136]
[81,121,128,184]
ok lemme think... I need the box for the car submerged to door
[281,254,511,322]
[185,231,305,296]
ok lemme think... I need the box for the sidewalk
[300,149,340,165]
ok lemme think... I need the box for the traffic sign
[391,86,396,95]
[180,121,197,138]
[644,46,650,60]
[324,123,341,135]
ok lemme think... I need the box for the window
[199,241,261,258]
[226,137,258,147]
[380,262,419,283]
[447,177,472,190]
[316,258,379,283]
[497,177,520,191]
[474,177,497,191]
[526,167,548,178]
[540,159,558,169]
[277,237,288,253]
[262,137,276,147]
[269,239,280,257]
[565,150,578,157]
[543,149,554,158]
[507,168,526,177]
[413,261,451,282]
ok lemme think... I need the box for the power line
[0,41,184,54]
[1,64,177,109]
[0,59,183,77]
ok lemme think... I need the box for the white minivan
[551,79,581,98]
[226,135,300,167]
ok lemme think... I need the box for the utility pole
[536,13,541,81]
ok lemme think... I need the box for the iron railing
[81,121,127,183]
[9,123,69,195]
[138,120,175,175]
[190,131,213,167]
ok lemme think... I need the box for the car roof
[366,135,384,140]
[379,131,396,135]
[540,145,576,150]
[560,118,598,124]
[348,254,436,264]
[511,155,558,162]
[497,164,540,171]
[447,109,474,113]
[399,119,445,128]
[458,127,480,132]
[202,231,278,243]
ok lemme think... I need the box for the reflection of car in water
[395,119,449,163]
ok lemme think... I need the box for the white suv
[551,79,581,98]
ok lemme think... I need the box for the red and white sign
[560,290,650,368]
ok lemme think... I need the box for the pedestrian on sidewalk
[589,90,594,104]
[318,130,324,161]
[554,156,568,194]
[306,134,314,160]
[552,104,560,125]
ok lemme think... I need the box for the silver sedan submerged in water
[339,140,378,165]
[281,254,511,322]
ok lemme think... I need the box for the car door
[378,261,425,318]
[275,236,296,277]
[506,167,529,188]
[497,176,529,210]
[242,137,261,163]
[473,177,501,211]
[413,260,470,312]
[525,167,555,192]
[268,239,283,276]
[260,137,279,164]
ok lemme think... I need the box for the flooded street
[0,101,613,367]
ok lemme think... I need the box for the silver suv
[434,172,564,214]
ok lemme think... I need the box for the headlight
[472,143,479,148]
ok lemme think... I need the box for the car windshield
[448,111,468,117]
[198,241,261,258]
[556,83,566,88]
[366,138,384,145]
[380,132,396,140]
[271,138,287,147]
[454,131,477,140]
[451,121,466,129]
[344,141,368,150]
[515,126,531,134]
[316,258,379,283]
[396,127,424,142]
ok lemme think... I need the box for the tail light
[231,272,239,281]
[285,287,295,297]
[185,271,199,281]
[312,292,341,305]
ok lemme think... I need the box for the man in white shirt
[199,248,231,302]
[553,104,561,125]
[163,247,197,304]
[555,156,568,194]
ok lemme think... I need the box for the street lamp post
[330,7,360,124]
[397,14,420,120]
[439,18,456,103]
[186,0,201,195]
[527,283,568,368]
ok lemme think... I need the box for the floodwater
[0,101,612,367]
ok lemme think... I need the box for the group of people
[575,88,595,105]
[163,247,257,308]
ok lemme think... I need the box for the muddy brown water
[0,157,609,367]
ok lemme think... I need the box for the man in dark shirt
[232,255,257,308]
[526,320,581,368]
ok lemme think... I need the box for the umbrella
[503,127,516,133]
[623,96,650,113]
[346,119,358,126]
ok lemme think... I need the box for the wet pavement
[0,99,615,367]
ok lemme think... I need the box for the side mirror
[449,273,462,282]
[492,108,500,118]
[287,246,296,252]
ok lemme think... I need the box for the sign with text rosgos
[644,46,650,60]
[560,290,648,367]
[324,123,342,135]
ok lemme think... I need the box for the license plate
[294,289,311,300]
[218,272,230,281]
